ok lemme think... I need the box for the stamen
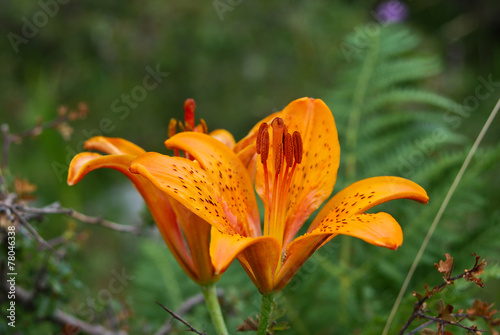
[254,117,305,251]
[284,132,293,167]
[184,98,196,131]
[256,123,268,154]
[260,129,270,164]
[292,131,303,164]
[256,122,271,236]
[168,118,177,138]
[274,143,283,174]
[271,118,285,174]
[198,119,208,134]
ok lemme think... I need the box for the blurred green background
[1,0,500,334]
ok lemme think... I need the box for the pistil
[168,98,208,159]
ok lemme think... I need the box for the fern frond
[364,89,462,115]
[370,56,442,90]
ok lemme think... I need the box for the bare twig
[52,309,128,335]
[2,200,140,234]
[155,290,223,335]
[406,312,486,334]
[399,254,487,335]
[405,320,434,335]
[8,203,55,252]
[67,208,140,234]
[155,300,207,335]
[19,202,140,233]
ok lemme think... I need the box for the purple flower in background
[375,1,409,24]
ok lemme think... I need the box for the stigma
[169,98,208,139]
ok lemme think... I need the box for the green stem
[201,282,228,335]
[257,292,276,335]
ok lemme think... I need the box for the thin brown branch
[405,320,435,335]
[412,312,486,333]
[68,208,140,234]
[52,309,128,335]
[399,254,487,335]
[155,300,207,335]
[155,290,223,335]
[8,203,55,252]
[9,201,140,234]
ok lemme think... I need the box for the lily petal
[169,197,217,284]
[273,232,330,292]
[84,136,146,156]
[210,228,281,293]
[68,151,196,281]
[68,152,136,185]
[131,152,253,240]
[274,212,403,291]
[209,129,236,150]
[165,132,261,237]
[309,176,429,232]
[253,98,340,246]
[312,212,403,250]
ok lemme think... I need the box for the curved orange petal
[273,231,330,292]
[209,129,236,150]
[83,136,146,156]
[165,132,261,237]
[68,152,136,185]
[312,212,403,249]
[309,176,429,232]
[253,98,340,246]
[130,152,242,236]
[210,228,281,293]
[68,152,197,282]
[274,211,403,291]
[235,143,258,178]
[168,197,217,284]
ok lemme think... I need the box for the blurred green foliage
[1,1,500,334]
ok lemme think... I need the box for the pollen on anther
[271,117,285,173]
[256,123,268,154]
[292,131,303,164]
[168,118,177,138]
[284,132,293,167]
[256,123,270,164]
[274,144,283,174]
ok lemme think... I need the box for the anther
[184,98,196,131]
[274,143,283,174]
[256,122,268,154]
[284,132,293,167]
[198,119,208,134]
[168,118,177,138]
[260,128,269,164]
[292,131,303,164]
[271,118,285,172]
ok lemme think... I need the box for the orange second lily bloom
[130,97,429,294]
[67,99,236,285]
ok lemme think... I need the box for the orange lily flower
[130,97,429,294]
[67,99,235,285]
